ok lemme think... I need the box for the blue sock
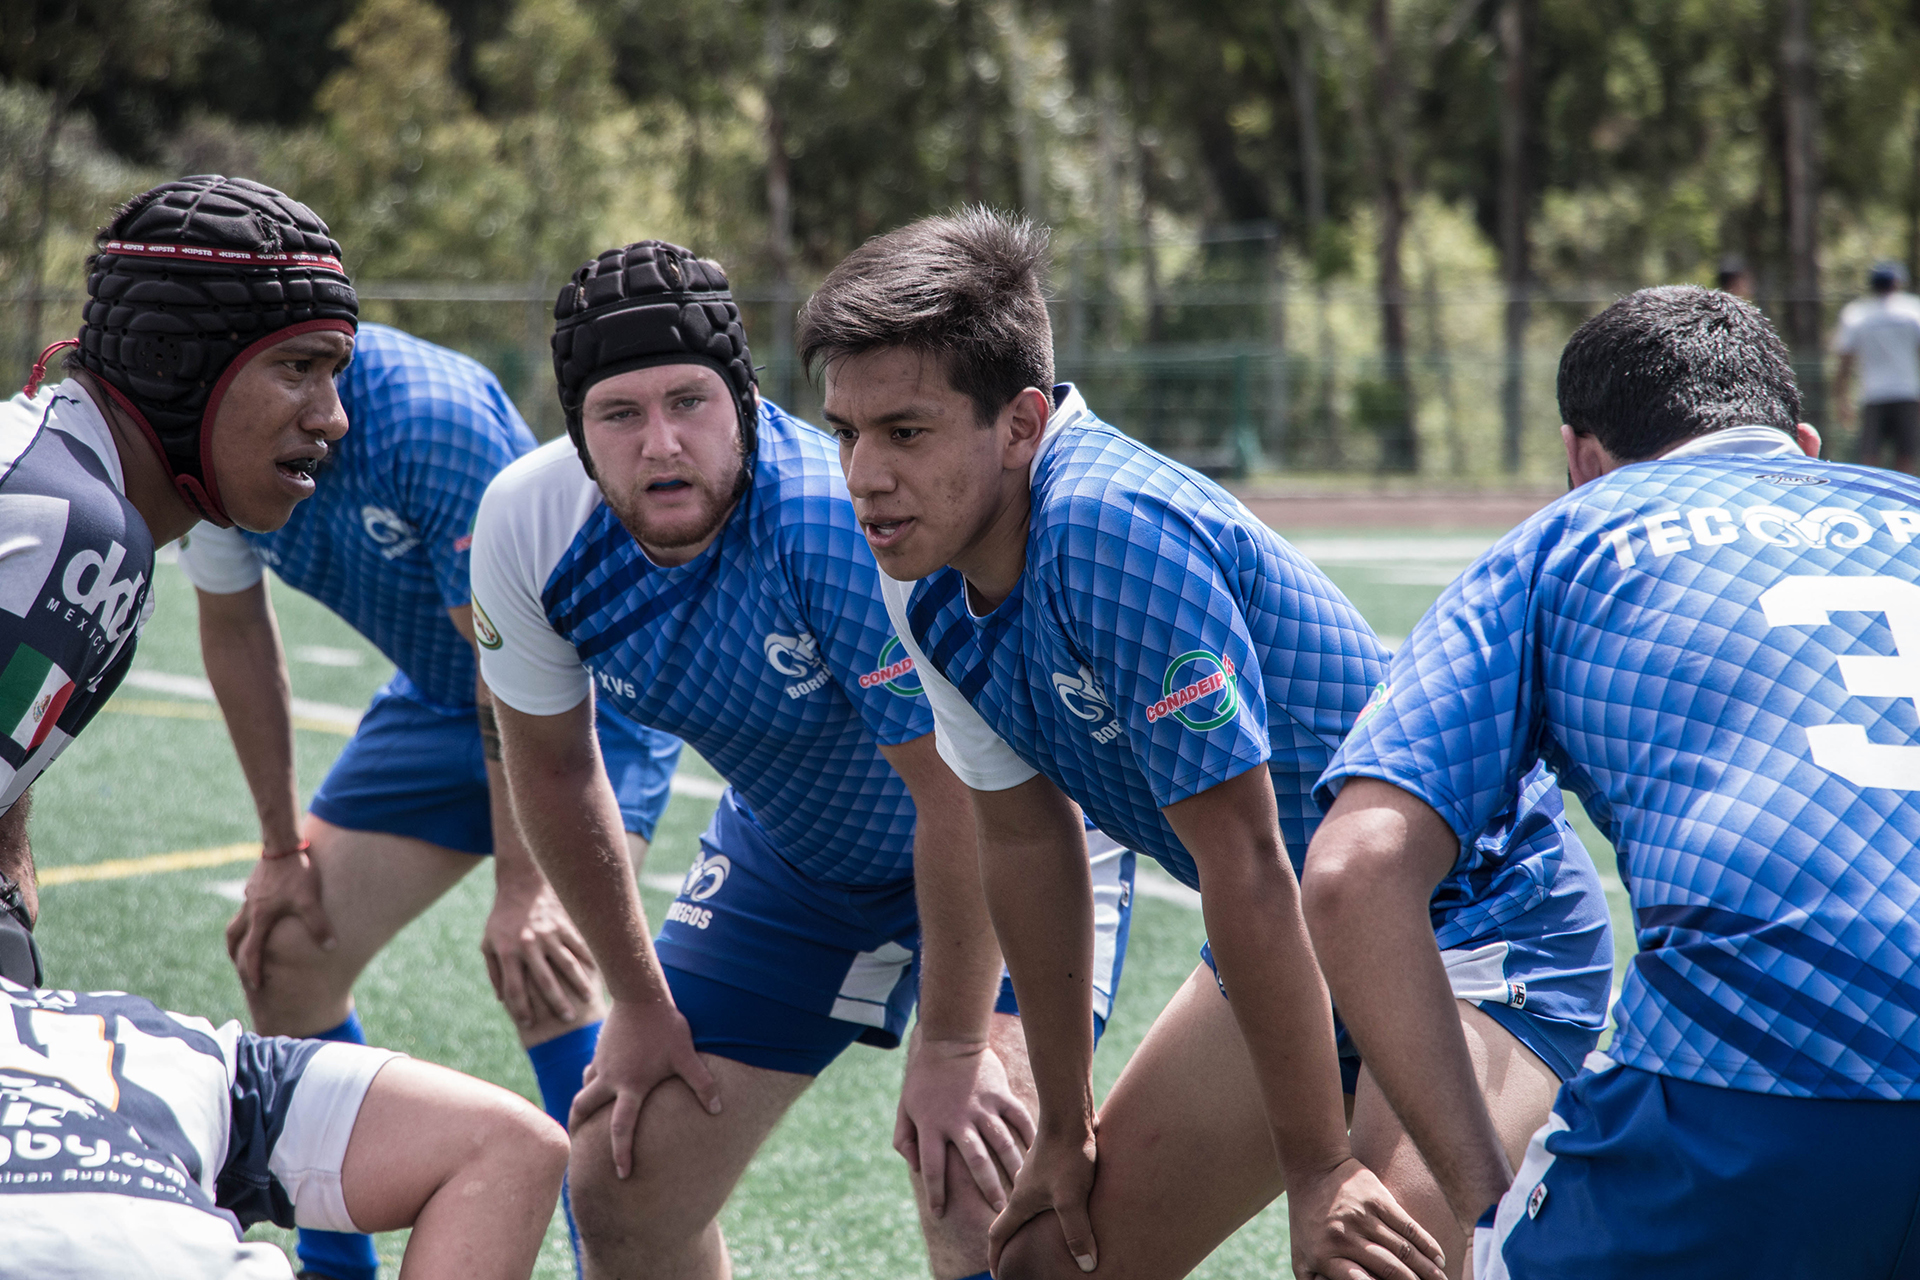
[295,1013,380,1280]
[528,1022,601,1280]
[526,1021,600,1127]
[955,1273,993,1280]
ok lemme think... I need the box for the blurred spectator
[1833,260,1920,474]
[1716,254,1754,298]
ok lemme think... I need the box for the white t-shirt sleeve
[877,570,1038,791]
[469,443,597,716]
[176,521,265,594]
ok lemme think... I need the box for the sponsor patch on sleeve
[472,600,503,650]
[1145,650,1239,730]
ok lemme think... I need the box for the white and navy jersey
[179,324,534,713]
[0,382,155,817]
[473,404,933,886]
[0,977,394,1279]
[1323,427,1920,1100]
[885,387,1603,992]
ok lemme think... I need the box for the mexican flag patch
[0,643,74,753]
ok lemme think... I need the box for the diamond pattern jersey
[520,405,933,886]
[902,389,1592,970]
[1323,439,1920,1099]
[222,323,534,711]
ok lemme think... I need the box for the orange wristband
[261,839,311,861]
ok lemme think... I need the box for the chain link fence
[3,265,1853,484]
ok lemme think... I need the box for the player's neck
[73,370,201,545]
[954,477,1032,615]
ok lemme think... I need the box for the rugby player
[0,972,567,1280]
[471,241,1134,1280]
[0,175,357,989]
[1310,286,1920,1279]
[803,208,1613,1280]
[178,321,683,1280]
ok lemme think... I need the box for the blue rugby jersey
[1322,426,1920,1100]
[472,403,933,886]
[180,323,534,712]
[883,387,1602,983]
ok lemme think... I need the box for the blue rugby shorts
[309,672,682,852]
[655,789,1136,1076]
[1477,1055,1920,1279]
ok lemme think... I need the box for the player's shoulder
[481,435,599,520]
[1,381,122,493]
[474,437,605,585]
[745,401,864,551]
[1031,396,1275,568]
[341,324,534,451]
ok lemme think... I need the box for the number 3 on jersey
[1762,575,1920,789]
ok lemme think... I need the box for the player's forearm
[1197,853,1354,1178]
[976,793,1097,1139]
[476,677,542,888]
[1309,866,1512,1221]
[909,802,1005,1046]
[1303,787,1514,1220]
[196,585,300,850]
[499,749,661,1002]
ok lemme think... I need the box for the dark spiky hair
[797,207,1054,424]
[1557,285,1801,461]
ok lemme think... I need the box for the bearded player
[471,241,1134,1280]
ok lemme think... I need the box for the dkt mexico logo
[1145,650,1239,730]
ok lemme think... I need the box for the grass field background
[28,530,1634,1278]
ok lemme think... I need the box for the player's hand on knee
[481,875,596,1027]
[896,1030,1034,1217]
[987,1123,1098,1274]
[1286,1156,1446,1280]
[568,996,721,1179]
[225,845,335,990]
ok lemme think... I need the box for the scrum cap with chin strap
[551,240,756,479]
[63,175,358,527]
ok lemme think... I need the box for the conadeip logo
[859,636,923,696]
[1353,681,1390,732]
[472,601,502,650]
[1145,650,1239,730]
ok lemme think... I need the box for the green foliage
[11,0,1920,474]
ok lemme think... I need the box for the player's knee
[994,1212,1087,1280]
[520,1111,572,1191]
[256,910,338,977]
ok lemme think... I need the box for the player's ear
[1793,422,1822,459]
[1002,386,1051,469]
[1561,425,1614,488]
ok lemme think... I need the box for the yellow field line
[40,843,259,886]
[105,699,353,736]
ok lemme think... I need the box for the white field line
[1287,536,1497,565]
[121,668,730,803]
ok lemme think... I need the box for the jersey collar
[1656,424,1802,461]
[1030,383,1095,483]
